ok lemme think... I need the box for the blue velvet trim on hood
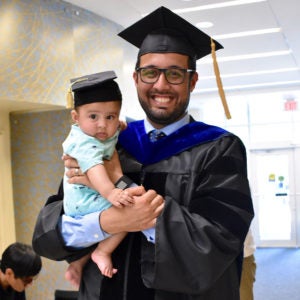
[118,120,228,165]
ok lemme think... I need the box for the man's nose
[153,71,170,88]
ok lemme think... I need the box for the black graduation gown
[78,118,254,299]
[0,285,26,300]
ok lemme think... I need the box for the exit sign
[284,100,297,111]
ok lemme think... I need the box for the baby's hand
[108,188,134,207]
[118,189,135,206]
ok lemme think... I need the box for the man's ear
[189,72,198,92]
[133,71,138,86]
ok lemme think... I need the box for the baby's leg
[91,232,127,278]
[65,254,90,289]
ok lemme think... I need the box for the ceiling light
[198,50,292,64]
[200,68,300,80]
[194,80,300,93]
[174,0,267,14]
[214,28,281,40]
[196,21,214,29]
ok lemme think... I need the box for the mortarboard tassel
[66,87,73,109]
[66,77,89,109]
[211,38,231,119]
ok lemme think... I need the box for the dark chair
[54,289,79,300]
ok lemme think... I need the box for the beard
[138,94,190,126]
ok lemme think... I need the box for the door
[249,148,297,247]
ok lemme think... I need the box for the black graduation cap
[118,6,223,60]
[118,6,231,119]
[66,70,122,108]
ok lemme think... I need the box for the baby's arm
[86,159,133,207]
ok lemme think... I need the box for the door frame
[249,145,299,247]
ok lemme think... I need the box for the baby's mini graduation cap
[118,6,231,119]
[66,70,122,108]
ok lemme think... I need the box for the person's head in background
[118,6,223,129]
[0,242,42,292]
[69,70,123,142]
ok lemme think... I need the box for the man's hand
[100,186,165,234]
[62,154,79,169]
[62,154,93,187]
[62,153,123,187]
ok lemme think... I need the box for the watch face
[117,180,128,189]
[116,175,133,189]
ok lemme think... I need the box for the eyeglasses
[136,67,195,85]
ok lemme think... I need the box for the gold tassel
[211,38,231,119]
[66,87,73,109]
[66,77,89,109]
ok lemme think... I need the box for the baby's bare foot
[91,250,118,278]
[65,263,81,289]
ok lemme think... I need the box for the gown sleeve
[32,180,95,263]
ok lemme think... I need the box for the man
[33,6,254,299]
[0,242,42,300]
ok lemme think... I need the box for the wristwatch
[115,175,134,190]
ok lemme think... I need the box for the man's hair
[0,242,42,278]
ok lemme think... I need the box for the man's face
[133,53,198,128]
